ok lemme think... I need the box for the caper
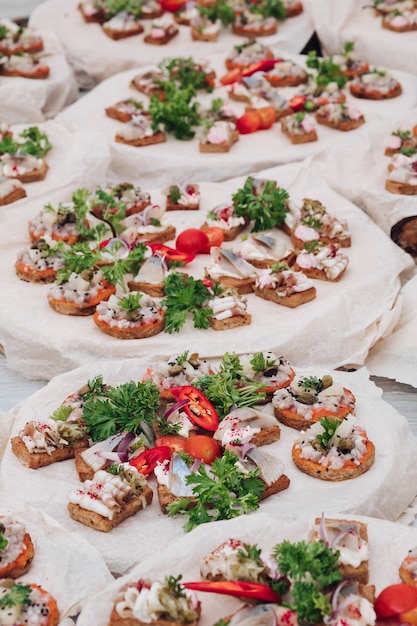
[167,364,184,375]
[66,212,77,223]
[338,437,355,452]
[188,353,200,368]
[321,375,333,390]
[31,238,47,251]
[126,309,142,322]
[56,211,68,225]
[80,269,94,281]
[297,391,317,405]
[78,383,91,396]
[264,366,278,378]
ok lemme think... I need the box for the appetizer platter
[0,164,413,380]
[28,0,314,87]
[66,511,417,626]
[1,357,417,574]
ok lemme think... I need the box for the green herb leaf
[0,583,32,609]
[232,176,289,232]
[161,273,214,333]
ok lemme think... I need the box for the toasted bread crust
[382,17,417,32]
[209,313,252,330]
[127,280,165,297]
[105,101,144,123]
[400,555,417,586]
[108,599,200,626]
[273,387,355,430]
[191,26,218,41]
[0,531,34,579]
[285,1,304,16]
[249,425,281,447]
[281,124,318,144]
[265,73,307,88]
[291,233,351,249]
[1,65,50,79]
[68,486,154,531]
[11,435,89,469]
[48,282,116,316]
[0,185,26,206]
[350,82,402,100]
[311,517,369,583]
[206,273,256,295]
[93,311,165,339]
[144,28,179,44]
[74,449,95,482]
[385,178,417,195]
[292,439,375,481]
[232,22,278,37]
[135,225,176,244]
[15,264,57,284]
[199,131,239,153]
[260,473,290,499]
[102,23,144,39]
[157,483,196,515]
[78,2,108,22]
[253,284,316,308]
[315,113,365,132]
[115,131,167,147]
[291,262,347,282]
[7,160,49,183]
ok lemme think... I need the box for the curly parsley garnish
[315,417,341,449]
[232,176,289,232]
[149,83,201,140]
[0,583,32,609]
[161,273,214,333]
[250,352,277,376]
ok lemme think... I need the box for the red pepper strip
[240,59,283,77]
[374,584,417,619]
[183,581,281,603]
[219,68,242,86]
[129,446,172,475]
[149,243,195,264]
[290,94,307,112]
[170,386,219,431]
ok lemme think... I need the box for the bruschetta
[47,269,116,316]
[0,580,59,626]
[93,292,165,339]
[253,264,316,308]
[349,70,402,99]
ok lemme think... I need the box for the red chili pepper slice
[240,59,281,77]
[149,243,195,264]
[219,68,242,86]
[183,581,281,603]
[129,446,172,475]
[374,584,417,619]
[290,94,307,112]
[170,386,219,431]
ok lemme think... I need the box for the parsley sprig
[232,176,289,232]
[149,83,202,140]
[198,0,235,26]
[160,57,214,92]
[306,50,348,89]
[0,583,32,609]
[167,450,264,530]
[161,273,214,333]
[272,540,342,624]
[315,417,341,449]
[81,380,161,442]
[0,126,51,158]
[250,352,277,376]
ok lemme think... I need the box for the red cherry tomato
[129,446,172,475]
[257,106,277,130]
[183,581,281,603]
[155,435,187,452]
[219,68,242,85]
[176,229,209,255]
[236,111,262,134]
[170,386,219,431]
[199,227,224,253]
[159,0,186,11]
[184,434,221,463]
[374,584,417,619]
[290,94,307,112]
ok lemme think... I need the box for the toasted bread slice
[3,159,48,184]
[260,473,290,499]
[0,181,26,206]
[48,282,116,316]
[68,487,153,532]
[382,15,417,31]
[127,280,165,297]
[105,100,145,122]
[232,21,278,37]
[315,111,365,132]
[281,123,318,144]
[1,63,50,79]
[190,25,219,41]
[93,310,165,339]
[209,313,252,330]
[350,80,402,100]
[115,131,166,147]
[15,261,59,284]
[78,2,108,23]
[206,273,256,295]
[11,435,89,469]
[273,386,355,430]
[144,25,178,44]
[200,216,249,242]
[199,129,239,153]
[385,178,417,195]
[0,519,34,579]
[102,21,144,39]
[310,518,369,583]
[292,437,375,481]
[253,284,316,308]
[136,224,176,244]
[157,483,196,515]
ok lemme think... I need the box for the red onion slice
[116,432,136,453]
[96,451,129,463]
[164,399,190,420]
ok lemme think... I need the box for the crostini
[0,580,59,626]
[253,263,316,308]
[47,269,116,316]
[349,70,402,99]
[204,247,258,294]
[0,516,34,578]
[94,292,165,339]
[15,237,68,284]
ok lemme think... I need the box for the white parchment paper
[54,54,417,187]
[0,163,413,380]
[0,27,78,124]
[309,0,417,77]
[0,497,113,619]
[29,0,314,88]
[74,511,417,626]
[2,363,417,574]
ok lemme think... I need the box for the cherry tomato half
[290,94,307,112]
[199,227,224,253]
[176,229,209,255]
[149,243,195,264]
[236,111,262,135]
[129,446,172,475]
[257,106,277,130]
[184,434,221,463]
[183,581,281,603]
[374,584,417,619]
[170,386,219,431]
[155,435,187,452]
[159,0,186,11]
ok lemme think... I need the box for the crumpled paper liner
[54,54,417,187]
[305,107,417,237]
[309,0,417,77]
[75,511,417,626]
[0,26,78,124]
[366,269,417,386]
[0,162,413,380]
[29,0,314,89]
[1,362,417,574]
[0,496,113,619]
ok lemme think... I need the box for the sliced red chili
[241,59,281,77]
[149,243,195,264]
[183,581,281,602]
[219,68,242,86]
[129,446,172,475]
[170,386,219,431]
